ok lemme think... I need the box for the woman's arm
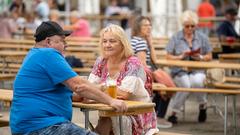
[136,51,148,67]
[146,35,157,64]
[64,22,80,31]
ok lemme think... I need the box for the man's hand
[110,99,128,112]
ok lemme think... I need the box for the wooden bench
[0,38,100,74]
[219,53,240,63]
[154,131,191,135]
[0,37,230,74]
[225,76,240,83]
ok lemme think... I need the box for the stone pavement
[1,94,240,135]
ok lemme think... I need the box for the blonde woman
[88,24,158,135]
[166,10,212,124]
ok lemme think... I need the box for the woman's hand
[145,35,153,47]
[179,51,190,60]
[190,53,203,61]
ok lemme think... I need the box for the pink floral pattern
[91,56,157,134]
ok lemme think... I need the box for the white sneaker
[157,118,173,128]
[0,113,3,117]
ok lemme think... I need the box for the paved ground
[1,94,240,135]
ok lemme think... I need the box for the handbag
[153,69,176,97]
[205,68,225,86]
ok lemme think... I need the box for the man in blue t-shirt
[10,21,127,135]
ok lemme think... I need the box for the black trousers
[152,92,170,118]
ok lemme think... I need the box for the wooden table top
[219,53,240,59]
[156,59,240,69]
[72,101,154,111]
[0,89,155,117]
[153,83,240,94]
[73,101,155,117]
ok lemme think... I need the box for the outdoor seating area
[1,0,240,135]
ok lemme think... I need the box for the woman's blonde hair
[99,24,133,59]
[181,10,199,25]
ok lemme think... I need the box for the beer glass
[106,79,117,98]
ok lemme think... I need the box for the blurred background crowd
[0,0,240,39]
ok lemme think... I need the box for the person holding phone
[166,10,212,124]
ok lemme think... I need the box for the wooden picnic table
[153,83,240,135]
[0,89,155,135]
[156,59,240,69]
[73,100,155,117]
[73,101,155,135]
[155,59,240,135]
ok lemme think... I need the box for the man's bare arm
[63,76,127,112]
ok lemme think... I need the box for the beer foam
[107,79,116,86]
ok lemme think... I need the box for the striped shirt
[131,36,151,65]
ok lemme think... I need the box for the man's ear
[45,38,51,47]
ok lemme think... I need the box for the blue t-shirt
[10,48,78,134]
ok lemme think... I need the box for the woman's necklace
[108,72,120,80]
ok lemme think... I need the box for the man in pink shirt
[197,0,216,35]
[64,11,91,37]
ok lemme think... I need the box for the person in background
[49,9,64,26]
[34,0,50,21]
[104,0,122,26]
[9,0,26,17]
[88,24,158,135]
[10,21,127,135]
[0,12,18,39]
[24,12,42,33]
[131,16,173,128]
[197,0,216,36]
[118,0,132,29]
[166,10,212,124]
[64,10,91,37]
[217,8,240,53]
[125,8,142,40]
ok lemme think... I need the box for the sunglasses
[184,24,195,28]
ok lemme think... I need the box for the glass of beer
[106,79,117,98]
